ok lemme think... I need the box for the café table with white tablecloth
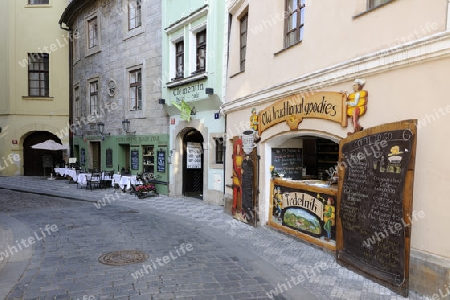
[112,174,142,190]
[54,168,78,181]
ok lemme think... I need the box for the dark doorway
[24,131,63,176]
[183,130,204,199]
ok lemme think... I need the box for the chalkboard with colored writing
[131,150,139,170]
[157,150,165,173]
[336,120,417,297]
[271,148,303,180]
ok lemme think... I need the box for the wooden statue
[346,78,368,135]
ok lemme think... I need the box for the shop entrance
[23,131,63,176]
[119,144,130,174]
[182,130,204,199]
[90,141,101,171]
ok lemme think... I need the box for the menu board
[106,148,113,168]
[131,150,139,170]
[271,148,303,180]
[80,148,85,166]
[337,120,417,297]
[157,150,165,173]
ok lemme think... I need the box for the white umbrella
[31,140,67,151]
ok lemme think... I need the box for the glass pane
[290,12,297,29]
[137,71,141,82]
[299,26,304,41]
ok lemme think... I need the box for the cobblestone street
[0,177,431,299]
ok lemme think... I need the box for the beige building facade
[0,0,70,176]
[224,0,450,296]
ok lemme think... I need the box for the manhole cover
[98,250,149,266]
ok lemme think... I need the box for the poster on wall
[270,184,336,242]
[157,150,165,173]
[336,119,417,297]
[186,142,202,169]
[231,136,258,226]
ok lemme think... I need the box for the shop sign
[171,81,205,102]
[258,91,347,135]
[271,184,336,241]
[173,100,192,122]
[117,136,160,143]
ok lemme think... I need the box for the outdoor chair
[86,172,102,191]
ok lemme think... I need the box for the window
[28,0,49,4]
[215,137,225,164]
[74,86,81,119]
[28,53,49,97]
[89,81,98,116]
[195,30,206,73]
[129,69,142,110]
[367,0,391,9]
[175,41,184,79]
[128,0,142,30]
[240,13,248,72]
[285,0,305,47]
[73,28,80,62]
[88,17,98,49]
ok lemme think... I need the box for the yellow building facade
[0,0,69,176]
[224,0,450,296]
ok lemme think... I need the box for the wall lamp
[205,88,214,95]
[97,122,110,137]
[158,98,165,104]
[122,119,136,134]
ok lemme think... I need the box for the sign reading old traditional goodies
[186,142,202,169]
[336,120,417,297]
[270,180,337,243]
[258,91,347,135]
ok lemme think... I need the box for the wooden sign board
[336,119,417,297]
[258,91,347,135]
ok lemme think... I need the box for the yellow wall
[0,0,69,175]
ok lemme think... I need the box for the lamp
[205,88,214,95]
[97,122,110,137]
[122,119,136,134]
[158,98,165,104]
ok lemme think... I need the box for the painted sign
[258,91,347,135]
[271,184,336,241]
[171,81,205,102]
[337,120,417,297]
[231,136,258,225]
[186,142,202,169]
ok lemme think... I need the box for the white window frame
[189,23,207,75]
[129,68,143,111]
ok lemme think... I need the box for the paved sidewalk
[0,176,431,299]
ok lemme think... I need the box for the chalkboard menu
[271,148,303,180]
[157,150,165,173]
[80,148,85,166]
[131,150,139,170]
[337,120,417,297]
[106,148,113,168]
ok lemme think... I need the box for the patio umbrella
[31,140,67,151]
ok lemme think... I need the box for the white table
[54,168,78,181]
[112,175,142,190]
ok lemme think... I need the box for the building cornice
[221,31,450,114]
[164,5,208,34]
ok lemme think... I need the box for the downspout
[60,23,74,157]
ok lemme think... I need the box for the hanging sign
[173,100,192,122]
